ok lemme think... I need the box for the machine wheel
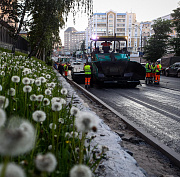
[165,71,169,77]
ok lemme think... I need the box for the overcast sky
[60,0,179,45]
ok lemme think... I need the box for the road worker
[145,60,152,84]
[154,61,162,84]
[63,63,68,79]
[84,62,91,89]
[151,62,156,83]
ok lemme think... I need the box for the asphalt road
[87,75,180,154]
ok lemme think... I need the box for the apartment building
[64,27,86,54]
[86,10,151,54]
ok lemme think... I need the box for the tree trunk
[12,0,28,54]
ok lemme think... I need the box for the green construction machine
[90,35,146,87]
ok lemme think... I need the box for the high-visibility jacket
[151,65,156,73]
[84,65,91,75]
[145,63,151,73]
[156,64,162,72]
[64,64,68,71]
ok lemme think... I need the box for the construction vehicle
[90,35,146,87]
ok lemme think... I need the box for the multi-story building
[64,27,86,54]
[86,10,151,55]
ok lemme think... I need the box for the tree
[0,0,31,54]
[28,0,93,60]
[169,7,180,56]
[143,18,172,62]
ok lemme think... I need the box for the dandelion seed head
[22,77,30,85]
[1,71,5,76]
[51,97,61,104]
[0,96,9,109]
[70,165,92,177]
[32,110,46,122]
[58,118,64,124]
[49,123,56,130]
[51,102,62,111]
[35,79,41,86]
[71,131,78,138]
[0,163,26,177]
[61,88,68,95]
[46,74,51,79]
[0,120,35,156]
[11,76,20,83]
[30,94,37,101]
[23,85,32,93]
[29,78,35,84]
[0,85,2,91]
[60,98,66,105]
[65,132,71,138]
[45,89,51,95]
[70,107,80,117]
[75,111,98,133]
[36,95,44,102]
[39,76,46,83]
[43,98,50,106]
[0,109,6,127]
[35,153,57,172]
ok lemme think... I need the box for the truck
[160,56,180,75]
[90,35,146,87]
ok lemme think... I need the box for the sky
[60,0,179,45]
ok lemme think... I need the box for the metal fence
[0,20,30,53]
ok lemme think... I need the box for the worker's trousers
[85,74,91,88]
[64,71,68,78]
[155,72,160,83]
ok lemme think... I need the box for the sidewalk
[56,70,146,177]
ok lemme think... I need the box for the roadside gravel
[72,86,180,177]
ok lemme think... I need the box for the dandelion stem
[79,133,85,164]
[0,156,9,177]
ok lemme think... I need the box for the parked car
[165,62,180,77]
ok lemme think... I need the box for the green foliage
[170,7,180,56]
[143,18,172,62]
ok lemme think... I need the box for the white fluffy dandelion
[0,96,9,109]
[58,118,64,124]
[11,76,20,83]
[45,89,51,95]
[36,95,44,102]
[49,123,56,130]
[51,102,62,111]
[0,85,2,91]
[30,94,37,101]
[43,98,50,106]
[35,79,41,86]
[32,110,46,122]
[22,77,30,85]
[0,120,35,156]
[29,78,35,84]
[51,97,61,104]
[60,98,66,105]
[46,74,51,79]
[35,153,57,172]
[61,88,68,95]
[70,107,80,117]
[75,111,98,133]
[23,85,32,93]
[0,109,6,127]
[70,164,92,177]
[71,131,78,138]
[0,163,26,177]
[39,76,46,83]
[7,88,15,96]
